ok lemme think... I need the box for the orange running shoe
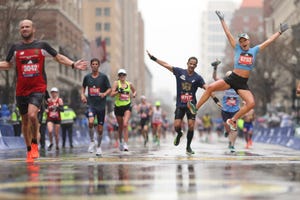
[249,139,253,146]
[26,151,34,163]
[31,143,39,159]
[245,141,250,149]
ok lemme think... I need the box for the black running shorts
[223,72,249,92]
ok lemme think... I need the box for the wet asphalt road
[1,134,300,200]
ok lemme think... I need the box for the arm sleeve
[41,41,58,57]
[5,44,16,62]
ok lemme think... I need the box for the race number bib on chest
[22,63,40,77]
[120,93,129,101]
[238,53,253,65]
[226,97,237,106]
[49,111,59,118]
[180,93,192,103]
[89,87,100,96]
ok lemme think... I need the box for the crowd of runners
[0,10,289,162]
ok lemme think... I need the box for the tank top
[115,80,131,107]
[47,98,62,121]
[152,107,162,123]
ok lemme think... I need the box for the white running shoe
[88,142,95,153]
[123,143,128,151]
[119,142,124,151]
[96,147,102,156]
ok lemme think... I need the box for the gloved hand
[146,50,157,61]
[215,10,224,20]
[279,23,289,34]
[211,60,221,70]
[118,88,124,93]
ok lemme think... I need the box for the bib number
[22,64,40,77]
[180,93,192,103]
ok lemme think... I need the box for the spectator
[60,105,76,148]
[10,106,22,136]
[0,104,11,123]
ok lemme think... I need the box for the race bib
[140,113,147,118]
[120,93,129,101]
[89,87,100,96]
[226,97,237,106]
[22,63,40,77]
[49,111,59,118]
[238,53,253,65]
[180,93,192,103]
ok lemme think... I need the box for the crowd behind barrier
[0,120,111,150]
[1,119,300,151]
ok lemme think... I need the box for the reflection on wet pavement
[1,138,300,199]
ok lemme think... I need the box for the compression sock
[186,130,194,149]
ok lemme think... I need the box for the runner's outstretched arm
[146,50,173,72]
[216,10,235,48]
[0,61,12,70]
[259,23,289,51]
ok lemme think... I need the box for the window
[95,23,102,31]
[96,8,102,16]
[104,23,110,31]
[104,7,110,16]
[105,37,111,46]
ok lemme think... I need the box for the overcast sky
[138,0,241,96]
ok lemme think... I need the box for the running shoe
[31,143,39,159]
[119,142,124,151]
[156,139,160,147]
[47,143,53,151]
[186,147,195,155]
[174,131,183,146]
[245,142,250,149]
[249,139,253,146]
[88,142,95,153]
[56,146,59,151]
[26,151,34,163]
[114,141,119,148]
[229,146,235,153]
[226,119,237,131]
[187,101,198,115]
[123,143,129,151]
[96,147,102,156]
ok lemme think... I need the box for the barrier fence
[0,123,92,150]
[252,126,300,150]
[1,123,300,151]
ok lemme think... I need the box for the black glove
[211,60,221,70]
[149,54,157,61]
[118,88,124,93]
[147,50,157,61]
[279,23,289,34]
[215,10,224,20]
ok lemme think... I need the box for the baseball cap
[155,101,161,106]
[141,95,146,100]
[118,69,127,75]
[50,87,59,92]
[238,33,250,40]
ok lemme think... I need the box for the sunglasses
[118,73,126,76]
